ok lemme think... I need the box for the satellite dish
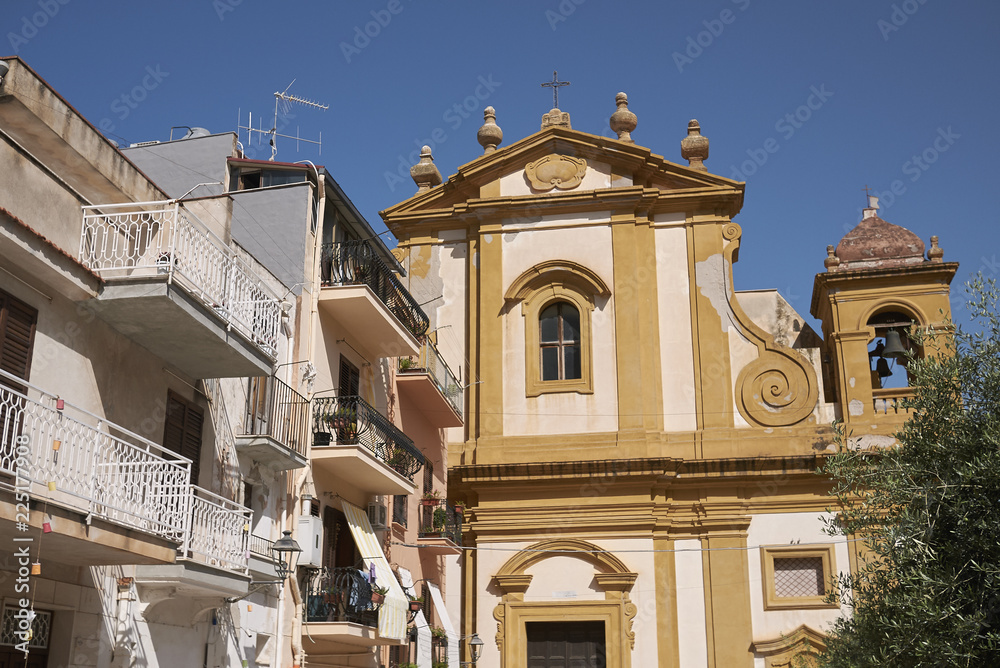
[183,127,211,139]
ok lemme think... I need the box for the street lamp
[464,633,483,665]
[226,530,302,604]
[271,530,302,581]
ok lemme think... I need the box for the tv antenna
[238,80,329,161]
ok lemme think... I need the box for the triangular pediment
[380,125,743,219]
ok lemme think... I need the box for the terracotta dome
[833,207,925,271]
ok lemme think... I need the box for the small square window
[761,545,839,611]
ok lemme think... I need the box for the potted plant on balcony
[408,595,423,613]
[453,501,466,516]
[370,584,388,606]
[432,507,448,532]
[421,490,440,507]
[313,406,334,447]
[430,626,447,644]
[331,404,357,442]
[387,448,412,475]
[420,525,441,538]
[399,356,415,371]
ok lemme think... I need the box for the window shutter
[0,291,38,390]
[339,356,360,397]
[163,392,204,484]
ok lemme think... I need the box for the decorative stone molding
[541,107,571,129]
[410,145,442,192]
[752,625,827,668]
[721,222,820,427]
[681,119,710,171]
[524,154,588,192]
[477,106,503,154]
[609,92,637,143]
[490,538,638,667]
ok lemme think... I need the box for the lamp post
[226,530,302,604]
[461,632,484,666]
[271,530,302,581]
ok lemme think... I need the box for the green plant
[422,490,440,500]
[430,625,447,639]
[399,356,415,370]
[433,507,448,530]
[399,663,419,668]
[433,661,448,668]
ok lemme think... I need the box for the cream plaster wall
[674,538,709,668]
[498,160,614,197]
[434,232,469,445]
[653,223,697,431]
[499,222,618,436]
[746,512,850,644]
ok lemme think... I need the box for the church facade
[382,95,956,667]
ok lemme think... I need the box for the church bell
[881,329,908,359]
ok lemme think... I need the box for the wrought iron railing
[248,532,275,560]
[398,338,464,420]
[320,240,429,339]
[243,376,310,459]
[0,368,191,542]
[79,201,281,359]
[419,499,463,545]
[180,485,251,573]
[304,567,379,625]
[312,395,424,480]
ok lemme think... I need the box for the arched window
[539,302,581,381]
[504,260,611,397]
[867,310,920,390]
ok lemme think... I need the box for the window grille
[0,607,51,648]
[773,556,824,598]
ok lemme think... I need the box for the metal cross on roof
[541,70,570,109]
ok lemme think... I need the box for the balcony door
[526,621,606,668]
[0,289,37,464]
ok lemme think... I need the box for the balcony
[136,486,251,599]
[396,339,464,428]
[318,240,428,359]
[0,370,189,565]
[311,396,424,496]
[236,376,309,470]
[873,387,914,418]
[303,567,399,650]
[417,499,463,555]
[79,201,281,379]
[248,532,277,578]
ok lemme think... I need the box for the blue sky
[6,0,999,330]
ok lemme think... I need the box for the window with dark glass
[539,302,581,381]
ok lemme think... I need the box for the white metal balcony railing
[0,368,190,541]
[181,486,251,573]
[0,369,250,573]
[79,201,281,359]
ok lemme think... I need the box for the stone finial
[477,106,503,154]
[824,244,841,270]
[609,92,637,143]
[541,108,571,130]
[927,235,944,262]
[410,145,442,192]
[680,119,709,171]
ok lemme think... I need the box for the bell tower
[811,196,958,430]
